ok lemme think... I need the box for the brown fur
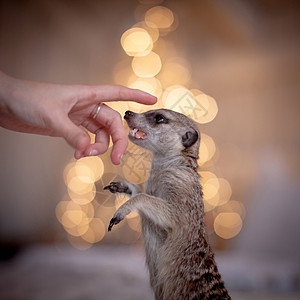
[106,109,230,299]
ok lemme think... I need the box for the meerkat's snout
[124,110,147,140]
[124,110,134,119]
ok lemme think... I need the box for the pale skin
[0,71,157,164]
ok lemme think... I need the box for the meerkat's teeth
[129,127,146,139]
[129,128,138,137]
[133,128,138,135]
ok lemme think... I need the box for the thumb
[64,122,90,152]
[49,110,90,152]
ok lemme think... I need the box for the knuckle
[115,85,125,100]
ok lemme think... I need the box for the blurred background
[0,0,299,299]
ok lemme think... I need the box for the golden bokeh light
[202,177,220,211]
[81,218,106,243]
[216,178,232,206]
[75,156,104,182]
[80,202,95,220]
[127,214,141,232]
[131,51,162,77]
[203,195,220,213]
[199,172,219,212]
[190,89,218,124]
[217,200,246,220]
[61,210,86,228]
[68,187,96,205]
[63,161,76,185]
[199,171,218,185]
[198,133,216,166]
[201,176,232,211]
[65,200,83,213]
[107,101,131,118]
[74,163,94,184]
[145,6,174,29]
[157,57,191,88]
[132,21,160,43]
[67,176,95,195]
[127,77,163,112]
[95,205,116,224]
[64,156,104,197]
[162,85,196,116]
[203,178,220,200]
[57,200,91,237]
[55,200,70,224]
[121,27,153,56]
[64,218,90,237]
[65,157,102,181]
[214,212,243,239]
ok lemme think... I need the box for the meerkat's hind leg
[104,181,141,196]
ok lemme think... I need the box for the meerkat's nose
[124,110,135,120]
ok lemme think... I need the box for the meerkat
[105,109,231,300]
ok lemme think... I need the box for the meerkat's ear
[181,129,198,148]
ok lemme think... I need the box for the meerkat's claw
[104,182,119,193]
[108,216,121,231]
[104,182,131,194]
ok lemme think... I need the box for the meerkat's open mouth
[129,128,147,140]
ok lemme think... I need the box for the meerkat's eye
[154,114,167,124]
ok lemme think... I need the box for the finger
[86,128,111,157]
[47,108,90,152]
[85,85,157,105]
[74,149,84,159]
[79,118,110,154]
[93,104,128,165]
[110,127,128,165]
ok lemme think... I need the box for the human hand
[0,72,157,164]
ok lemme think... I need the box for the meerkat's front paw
[104,181,131,195]
[108,204,132,231]
[108,216,122,231]
[108,211,127,231]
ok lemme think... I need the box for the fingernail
[89,149,99,156]
[74,151,82,159]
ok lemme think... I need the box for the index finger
[87,85,157,105]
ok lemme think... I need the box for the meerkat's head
[124,109,200,159]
